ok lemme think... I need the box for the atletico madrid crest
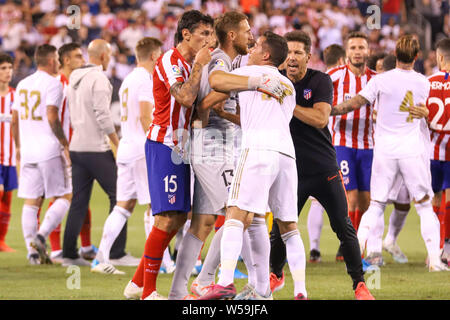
[168,194,176,204]
[303,89,312,100]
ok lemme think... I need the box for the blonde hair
[395,35,420,63]
[135,37,163,62]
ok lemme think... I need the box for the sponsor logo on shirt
[215,59,225,67]
[172,65,182,77]
[303,89,312,100]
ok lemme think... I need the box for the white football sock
[415,200,441,265]
[162,247,173,267]
[22,205,39,256]
[38,198,70,238]
[144,207,153,239]
[366,213,384,255]
[175,219,190,252]
[241,229,257,289]
[247,217,270,296]
[357,201,385,253]
[96,205,130,263]
[282,229,307,298]
[169,231,203,299]
[217,219,244,287]
[384,208,409,245]
[307,200,324,251]
[197,226,223,285]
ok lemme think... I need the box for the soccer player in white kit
[92,37,162,276]
[200,31,307,300]
[331,35,448,272]
[11,44,72,265]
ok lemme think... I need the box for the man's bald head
[88,39,112,70]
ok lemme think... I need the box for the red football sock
[132,254,146,288]
[348,211,356,229]
[37,207,41,228]
[0,191,12,242]
[215,215,225,231]
[141,227,177,299]
[354,209,363,231]
[49,224,62,251]
[445,198,450,240]
[80,208,91,247]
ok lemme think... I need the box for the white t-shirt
[117,67,154,163]
[358,68,430,159]
[13,70,63,163]
[231,65,296,159]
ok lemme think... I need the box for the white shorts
[371,153,433,203]
[18,156,71,199]
[192,162,234,215]
[116,158,150,205]
[387,176,411,205]
[228,148,298,222]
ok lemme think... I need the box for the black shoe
[309,249,321,263]
[336,245,344,262]
[30,234,52,265]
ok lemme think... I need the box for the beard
[349,57,367,69]
[234,42,248,56]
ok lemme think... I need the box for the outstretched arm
[294,102,331,128]
[330,94,370,116]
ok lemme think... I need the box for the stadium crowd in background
[1,0,450,95]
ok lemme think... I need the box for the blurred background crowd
[1,0,449,104]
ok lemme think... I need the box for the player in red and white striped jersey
[327,32,376,260]
[132,10,215,300]
[0,53,17,252]
[426,38,450,264]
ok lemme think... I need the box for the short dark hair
[135,37,163,61]
[176,10,214,42]
[35,44,57,66]
[0,52,13,66]
[395,35,419,63]
[214,11,248,46]
[262,31,288,68]
[436,37,450,60]
[284,30,311,53]
[345,31,368,47]
[382,54,396,71]
[58,42,81,66]
[367,52,386,70]
[323,44,346,68]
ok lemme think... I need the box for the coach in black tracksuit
[270,31,371,297]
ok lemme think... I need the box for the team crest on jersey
[172,65,182,76]
[215,59,225,67]
[168,194,176,204]
[303,89,312,100]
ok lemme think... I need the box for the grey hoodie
[67,64,115,152]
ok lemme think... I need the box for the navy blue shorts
[335,146,373,192]
[145,139,191,215]
[430,160,450,193]
[0,165,18,191]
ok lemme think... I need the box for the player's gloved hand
[248,74,284,102]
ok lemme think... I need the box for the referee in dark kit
[269,30,374,300]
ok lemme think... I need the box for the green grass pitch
[0,182,449,300]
